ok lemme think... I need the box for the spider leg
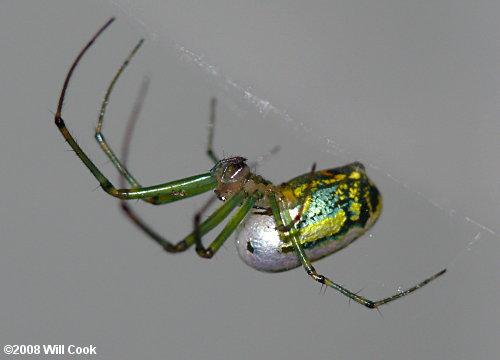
[116,81,244,251]
[55,107,216,201]
[277,162,316,232]
[194,194,256,258]
[54,18,217,202]
[118,76,149,191]
[206,98,219,164]
[94,37,144,189]
[94,40,221,199]
[121,190,246,253]
[268,194,446,309]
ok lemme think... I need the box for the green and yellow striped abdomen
[235,162,382,272]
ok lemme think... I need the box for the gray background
[1,1,498,359]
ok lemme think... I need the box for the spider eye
[221,163,249,184]
[210,157,249,184]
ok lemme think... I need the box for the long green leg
[114,75,239,250]
[95,41,219,194]
[114,73,247,256]
[121,191,245,253]
[54,18,218,202]
[94,38,144,189]
[268,194,447,309]
[195,195,256,258]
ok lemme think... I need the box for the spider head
[210,157,250,201]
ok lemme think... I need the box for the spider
[54,18,446,309]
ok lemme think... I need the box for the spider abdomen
[235,162,382,272]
